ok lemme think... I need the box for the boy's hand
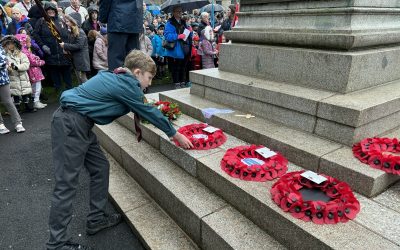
[172,132,193,149]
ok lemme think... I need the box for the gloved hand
[42,45,51,55]
[178,34,186,40]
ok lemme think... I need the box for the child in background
[60,14,90,83]
[191,33,201,70]
[151,23,167,78]
[93,26,108,71]
[15,33,46,109]
[87,29,99,77]
[1,35,34,113]
[199,26,218,69]
[0,41,25,134]
[140,25,153,57]
[17,27,44,59]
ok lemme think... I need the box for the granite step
[189,68,400,145]
[94,122,285,249]
[158,89,400,197]
[104,150,198,250]
[99,113,400,249]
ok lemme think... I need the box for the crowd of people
[0,0,238,135]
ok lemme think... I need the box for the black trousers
[47,65,72,90]
[167,56,189,84]
[108,32,140,71]
[47,107,109,249]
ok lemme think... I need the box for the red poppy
[353,137,400,175]
[270,171,360,225]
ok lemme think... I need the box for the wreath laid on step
[270,171,360,225]
[353,137,400,175]
[220,145,288,181]
[174,123,227,150]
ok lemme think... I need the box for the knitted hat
[0,35,22,50]
[100,26,107,35]
[68,12,82,26]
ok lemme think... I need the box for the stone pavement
[0,103,144,250]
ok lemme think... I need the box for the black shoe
[86,213,122,235]
[57,242,92,250]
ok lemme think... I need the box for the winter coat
[27,4,42,29]
[63,29,91,72]
[164,18,192,59]
[7,50,31,96]
[82,19,100,35]
[99,0,142,34]
[33,16,71,66]
[151,34,166,58]
[6,16,33,35]
[92,35,107,70]
[140,35,153,57]
[199,39,216,69]
[0,46,9,86]
[16,34,45,83]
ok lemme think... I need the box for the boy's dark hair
[124,50,156,76]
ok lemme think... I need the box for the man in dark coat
[99,0,143,70]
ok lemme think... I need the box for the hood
[87,5,99,15]
[28,4,43,19]
[0,35,22,50]
[15,33,28,49]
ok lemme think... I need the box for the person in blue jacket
[99,0,143,70]
[46,50,193,250]
[151,23,167,78]
[164,5,192,88]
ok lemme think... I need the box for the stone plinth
[222,0,400,94]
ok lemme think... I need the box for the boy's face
[134,69,153,89]
[158,28,164,35]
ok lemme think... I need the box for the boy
[47,50,193,250]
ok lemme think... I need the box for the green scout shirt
[60,70,177,137]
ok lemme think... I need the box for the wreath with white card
[353,137,400,175]
[270,171,360,225]
[174,123,227,150]
[220,145,288,181]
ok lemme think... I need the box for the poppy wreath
[220,145,288,181]
[270,171,360,225]
[174,123,227,150]
[352,137,400,175]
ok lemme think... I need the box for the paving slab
[201,206,286,250]
[354,195,400,246]
[373,182,400,214]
